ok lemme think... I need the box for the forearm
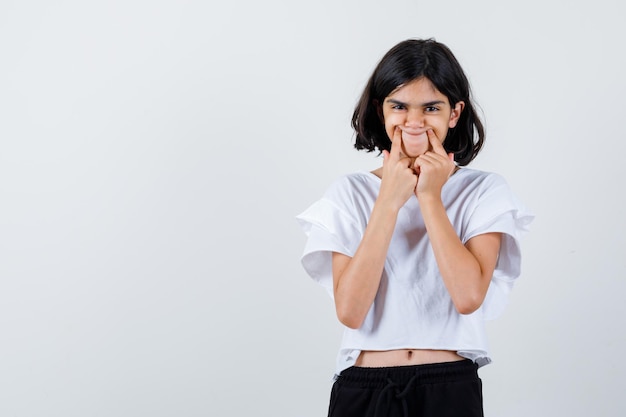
[418,195,490,314]
[333,201,399,328]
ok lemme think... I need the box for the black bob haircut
[352,38,485,166]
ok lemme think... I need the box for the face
[380,77,464,158]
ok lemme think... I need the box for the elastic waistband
[337,359,478,388]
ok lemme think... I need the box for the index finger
[389,127,403,160]
[427,129,447,156]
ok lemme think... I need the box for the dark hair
[352,38,485,166]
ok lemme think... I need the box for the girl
[297,39,533,417]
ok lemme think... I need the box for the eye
[390,104,406,110]
[425,106,439,112]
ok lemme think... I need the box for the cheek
[380,121,391,138]
[383,114,401,132]
[432,125,449,143]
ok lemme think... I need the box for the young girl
[296,39,533,416]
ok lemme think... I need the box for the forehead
[385,77,447,103]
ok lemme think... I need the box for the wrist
[417,192,444,212]
[372,198,402,218]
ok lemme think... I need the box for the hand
[413,129,456,199]
[379,127,418,211]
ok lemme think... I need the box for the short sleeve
[464,174,534,319]
[295,198,363,297]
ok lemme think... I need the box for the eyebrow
[385,98,447,107]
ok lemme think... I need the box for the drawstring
[374,374,419,417]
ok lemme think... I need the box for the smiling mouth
[400,130,430,156]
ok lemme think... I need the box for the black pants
[328,360,484,417]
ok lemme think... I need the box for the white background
[1,1,624,416]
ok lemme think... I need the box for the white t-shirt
[296,168,533,375]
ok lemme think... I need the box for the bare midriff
[355,349,464,367]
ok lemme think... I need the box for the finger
[412,157,421,173]
[427,129,447,156]
[418,151,450,169]
[389,127,403,159]
[414,153,434,169]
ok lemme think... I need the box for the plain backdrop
[1,1,625,416]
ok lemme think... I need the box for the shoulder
[453,168,532,226]
[455,167,506,185]
[451,168,511,195]
[297,172,375,235]
[323,171,379,200]
[444,168,519,216]
[313,171,380,225]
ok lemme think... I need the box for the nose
[404,109,424,128]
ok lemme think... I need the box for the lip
[401,129,428,136]
[399,130,429,157]
[400,128,428,135]
[401,130,428,141]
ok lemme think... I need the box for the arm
[332,128,417,329]
[419,196,501,314]
[414,130,502,314]
[331,204,397,329]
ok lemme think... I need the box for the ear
[448,101,465,128]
